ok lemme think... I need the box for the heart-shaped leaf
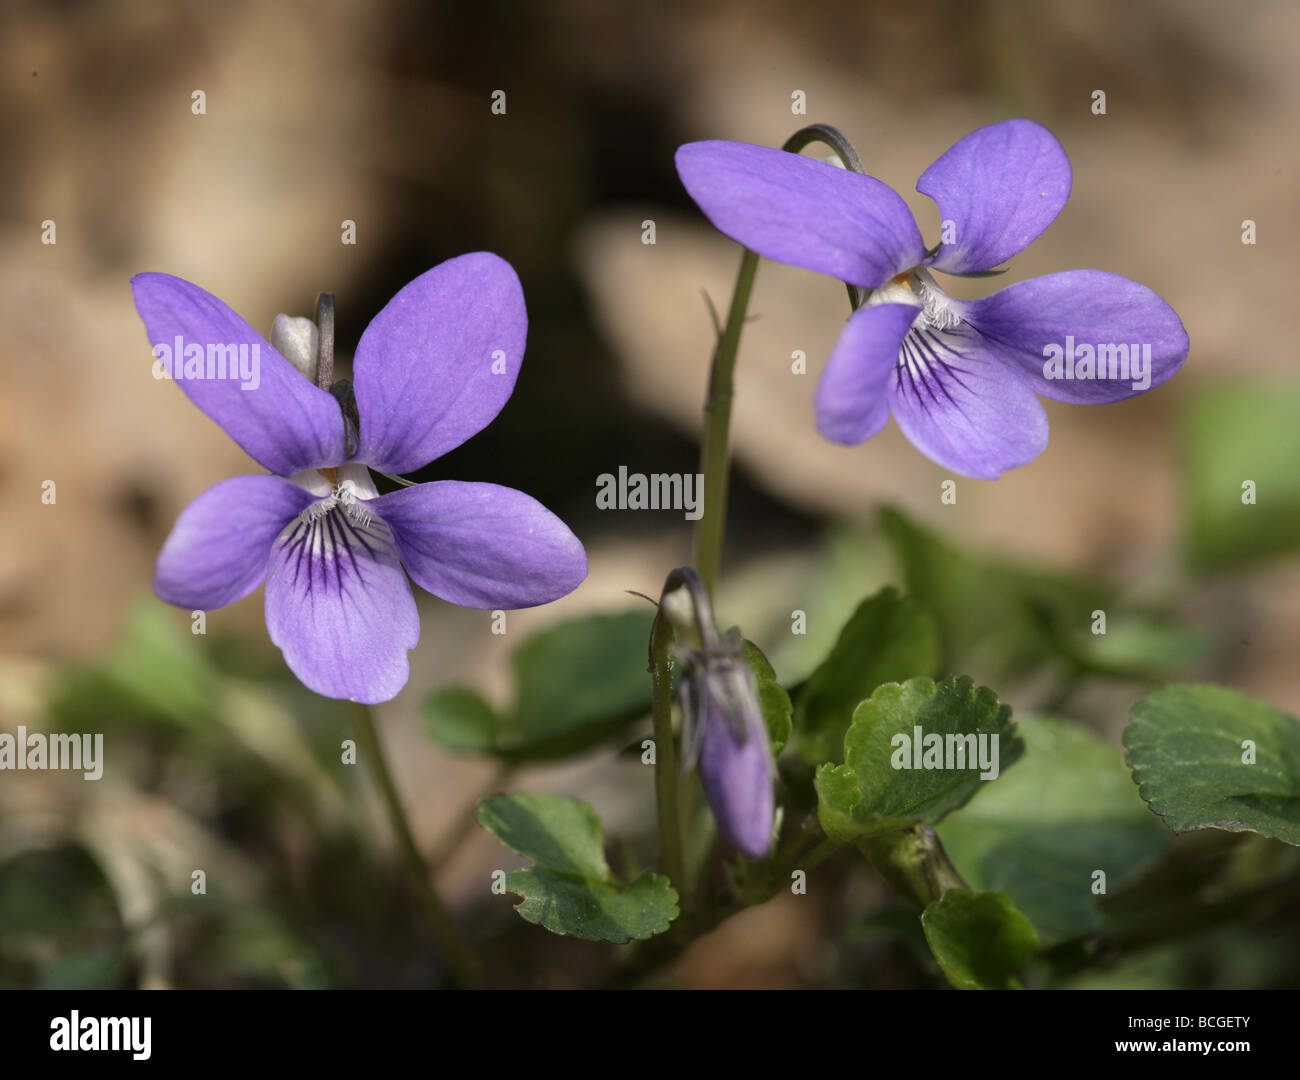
[792,587,939,765]
[1125,684,1300,845]
[423,611,653,761]
[937,715,1170,938]
[477,792,679,943]
[921,889,1037,990]
[815,676,1023,842]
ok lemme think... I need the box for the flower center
[299,481,373,529]
[867,268,962,333]
[910,269,962,331]
[289,463,380,529]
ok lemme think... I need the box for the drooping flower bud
[658,568,775,858]
[692,632,775,858]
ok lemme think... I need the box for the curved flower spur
[675,119,1190,478]
[132,253,587,704]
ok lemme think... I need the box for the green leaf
[49,602,219,732]
[1125,684,1300,845]
[792,587,940,764]
[1181,381,1300,572]
[423,611,653,761]
[814,676,1024,842]
[476,792,679,943]
[1066,616,1213,680]
[511,612,652,738]
[879,507,1204,684]
[106,603,221,723]
[743,639,791,755]
[418,687,502,753]
[921,890,1038,990]
[937,716,1170,938]
[880,507,1108,681]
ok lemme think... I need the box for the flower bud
[685,632,774,858]
[698,690,775,858]
[654,567,776,859]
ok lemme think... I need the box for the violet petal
[264,505,419,704]
[698,697,775,859]
[130,273,346,475]
[351,253,527,475]
[370,480,587,609]
[155,474,315,610]
[918,119,1071,275]
[815,302,920,445]
[959,269,1190,403]
[676,140,925,289]
[887,329,1049,478]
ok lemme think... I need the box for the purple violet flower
[695,676,775,860]
[676,119,1190,478]
[677,624,775,859]
[132,253,587,704]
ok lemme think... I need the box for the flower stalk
[351,702,484,988]
[863,826,968,908]
[690,125,869,597]
[649,608,688,899]
[648,565,726,900]
[692,246,758,599]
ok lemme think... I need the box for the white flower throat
[289,462,378,530]
[300,481,373,529]
[866,267,962,331]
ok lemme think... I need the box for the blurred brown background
[2,0,1298,987]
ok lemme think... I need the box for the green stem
[738,819,840,905]
[650,565,724,902]
[351,703,484,988]
[690,124,869,599]
[649,611,687,899]
[693,246,758,599]
[863,826,968,908]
